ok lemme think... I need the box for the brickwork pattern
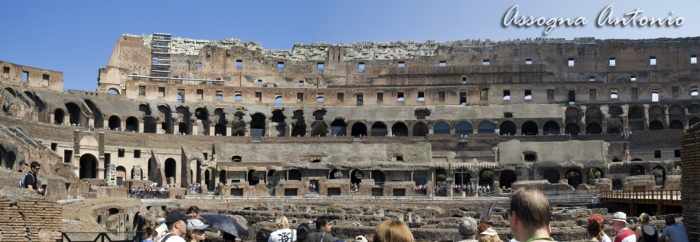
[682,125,700,241]
[0,197,62,242]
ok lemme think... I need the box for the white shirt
[268,228,297,242]
[157,233,186,242]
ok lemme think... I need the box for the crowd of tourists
[129,183,169,199]
[189,183,203,194]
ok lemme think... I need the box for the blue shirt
[661,224,689,242]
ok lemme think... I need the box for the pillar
[139,122,144,133]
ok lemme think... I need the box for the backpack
[20,172,34,188]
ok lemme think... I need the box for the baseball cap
[165,210,192,224]
[187,219,209,231]
[612,212,628,223]
[354,236,368,242]
[588,215,604,224]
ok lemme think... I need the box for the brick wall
[0,196,62,242]
[682,125,700,241]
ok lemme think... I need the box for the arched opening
[413,171,428,186]
[65,102,83,126]
[542,121,560,135]
[433,121,450,135]
[630,165,645,176]
[291,125,306,137]
[139,104,152,116]
[543,169,560,184]
[521,121,538,135]
[565,123,580,135]
[689,104,700,114]
[250,113,266,137]
[371,170,385,184]
[288,169,302,181]
[565,107,580,125]
[5,151,16,170]
[231,156,242,162]
[499,170,517,189]
[351,122,367,137]
[649,121,664,130]
[587,168,603,184]
[108,116,121,130]
[628,105,645,131]
[79,154,98,179]
[164,158,177,183]
[214,108,228,136]
[632,158,643,161]
[107,88,120,95]
[178,122,188,134]
[267,170,281,186]
[330,119,347,136]
[54,109,65,124]
[219,170,227,184]
[478,121,495,134]
[586,123,602,134]
[609,106,624,119]
[312,110,325,121]
[412,122,429,136]
[371,122,387,136]
[652,165,666,185]
[158,105,172,134]
[499,121,516,135]
[310,121,328,137]
[195,160,202,185]
[435,169,447,186]
[391,122,408,136]
[176,106,191,135]
[565,169,582,188]
[204,170,210,189]
[195,108,209,135]
[248,170,260,185]
[125,117,138,132]
[455,168,471,186]
[479,169,493,187]
[690,117,700,128]
[350,170,364,184]
[585,107,603,131]
[215,124,226,136]
[669,120,684,129]
[455,122,473,135]
[116,166,126,186]
[612,179,623,190]
[607,119,623,134]
[329,169,342,179]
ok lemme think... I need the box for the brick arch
[432,120,452,135]
[565,107,580,124]
[410,121,429,136]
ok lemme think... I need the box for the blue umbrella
[201,214,249,238]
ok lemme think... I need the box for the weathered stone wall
[0,195,62,242]
[0,61,63,92]
[682,124,700,241]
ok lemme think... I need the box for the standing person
[373,220,415,242]
[587,215,611,242]
[611,212,635,242]
[23,161,44,195]
[142,222,157,242]
[185,219,209,242]
[659,214,689,242]
[634,213,657,242]
[585,215,604,242]
[158,211,192,242]
[303,216,336,242]
[508,187,554,242]
[457,217,478,242]
[269,216,297,242]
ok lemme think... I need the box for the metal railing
[61,232,141,242]
[601,190,681,201]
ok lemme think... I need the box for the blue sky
[1,0,699,92]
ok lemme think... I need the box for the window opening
[568,58,574,67]
[503,90,510,101]
[524,90,532,100]
[417,92,424,102]
[525,59,532,65]
[609,58,616,66]
[236,60,243,69]
[397,92,404,102]
[650,57,656,66]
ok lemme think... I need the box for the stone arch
[628,105,645,131]
[267,170,281,186]
[565,107,580,124]
[455,168,472,186]
[250,113,266,136]
[270,109,286,137]
[108,116,121,130]
[413,171,429,185]
[607,118,623,134]
[291,124,306,137]
[392,122,408,136]
[116,166,127,185]
[499,170,517,189]
[587,168,604,184]
[351,122,367,137]
[689,104,700,114]
[79,153,98,179]
[125,117,139,132]
[164,158,177,183]
[649,105,665,117]
[630,165,645,176]
[371,170,385,184]
[107,88,120,95]
[176,106,191,135]
[310,121,328,137]
[4,87,17,97]
[4,151,16,170]
[248,170,260,185]
[65,102,83,126]
[608,106,624,118]
[649,121,664,130]
[350,169,364,184]
[669,104,684,116]
[54,108,65,124]
[479,169,494,187]
[565,123,580,135]
[670,120,684,129]
[371,122,388,136]
[542,121,560,135]
[288,169,302,181]
[433,121,450,135]
[543,169,560,184]
[84,100,103,128]
[478,121,495,133]
[157,105,172,134]
[231,156,242,162]
[455,121,473,135]
[690,117,700,128]
[652,165,666,185]
[139,104,152,116]
[585,107,603,128]
[412,122,429,136]
[312,109,326,121]
[521,121,538,135]
[499,121,516,135]
[565,169,582,188]
[194,107,210,135]
[329,169,342,179]
[231,112,246,136]
[330,119,347,136]
[586,123,602,134]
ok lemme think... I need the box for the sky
[1,0,699,92]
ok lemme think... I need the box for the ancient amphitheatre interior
[0,33,696,241]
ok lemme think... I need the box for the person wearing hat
[587,215,611,242]
[611,212,635,242]
[457,217,478,242]
[479,228,502,242]
[158,211,192,242]
[185,219,209,242]
[353,235,368,242]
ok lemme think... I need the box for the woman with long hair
[296,223,312,242]
[586,217,604,242]
[141,222,156,242]
[269,215,297,242]
[373,220,414,242]
[635,213,658,242]
[185,219,209,242]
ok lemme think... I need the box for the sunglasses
[193,230,206,234]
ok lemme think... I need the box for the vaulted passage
[108,116,121,130]
[330,119,347,136]
[412,122,429,136]
[433,121,450,135]
[126,117,138,132]
[250,113,266,137]
[164,158,177,183]
[371,122,387,136]
[499,121,516,135]
[195,108,209,135]
[542,121,560,135]
[649,121,664,130]
[65,102,83,126]
[310,121,328,136]
[478,121,495,134]
[271,110,286,137]
[543,169,559,184]
[586,123,602,134]
[521,121,538,135]
[565,169,582,188]
[392,122,408,136]
[351,122,367,137]
[455,122,473,135]
[79,154,98,179]
[499,170,517,189]
[54,109,65,124]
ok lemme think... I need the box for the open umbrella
[201,214,249,238]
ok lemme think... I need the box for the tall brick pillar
[681,124,700,241]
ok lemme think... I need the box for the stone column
[643,104,650,130]
[470,178,480,197]
[139,122,144,133]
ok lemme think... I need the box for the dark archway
[79,154,98,179]
[371,122,387,136]
[54,109,65,124]
[669,120,684,129]
[108,116,121,130]
[412,122,429,136]
[268,170,281,186]
[125,117,138,132]
[628,105,645,131]
[478,121,495,133]
[178,122,188,134]
[630,165,645,176]
[250,113,266,137]
[586,123,602,134]
[288,169,302,181]
[65,102,83,126]
[543,121,560,135]
[435,169,447,185]
[164,158,177,183]
[248,170,260,185]
[565,169,582,188]
[454,168,471,186]
[413,171,429,185]
[391,122,408,136]
[543,169,560,184]
[291,125,306,137]
[351,122,367,137]
[585,107,603,130]
[195,108,210,135]
[455,122,473,135]
[371,170,385,184]
[479,169,494,187]
[215,124,226,136]
[219,170,227,184]
[329,169,342,179]
[499,170,517,189]
[214,108,228,136]
[499,121,516,135]
[232,156,242,162]
[649,121,664,130]
[565,123,580,135]
[433,121,450,135]
[350,170,364,184]
[270,110,286,137]
[204,170,211,190]
[330,119,347,136]
[521,121,538,135]
[5,151,16,170]
[158,105,172,134]
[310,121,328,137]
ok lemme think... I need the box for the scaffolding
[150,33,171,78]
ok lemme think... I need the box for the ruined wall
[0,195,62,242]
[0,61,63,92]
[681,124,700,241]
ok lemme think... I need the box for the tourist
[457,216,478,242]
[659,214,689,242]
[297,223,312,242]
[142,221,157,242]
[611,212,635,242]
[478,228,502,242]
[585,215,605,242]
[23,161,44,195]
[476,222,492,240]
[185,219,209,242]
[269,215,297,242]
[158,210,192,242]
[634,213,657,242]
[587,215,611,242]
[508,187,553,242]
[373,219,415,242]
[303,216,336,242]
[186,206,200,218]
[354,235,368,242]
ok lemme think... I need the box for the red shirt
[613,229,635,242]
